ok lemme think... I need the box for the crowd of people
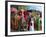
[10,6,42,32]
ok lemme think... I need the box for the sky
[27,5,42,12]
